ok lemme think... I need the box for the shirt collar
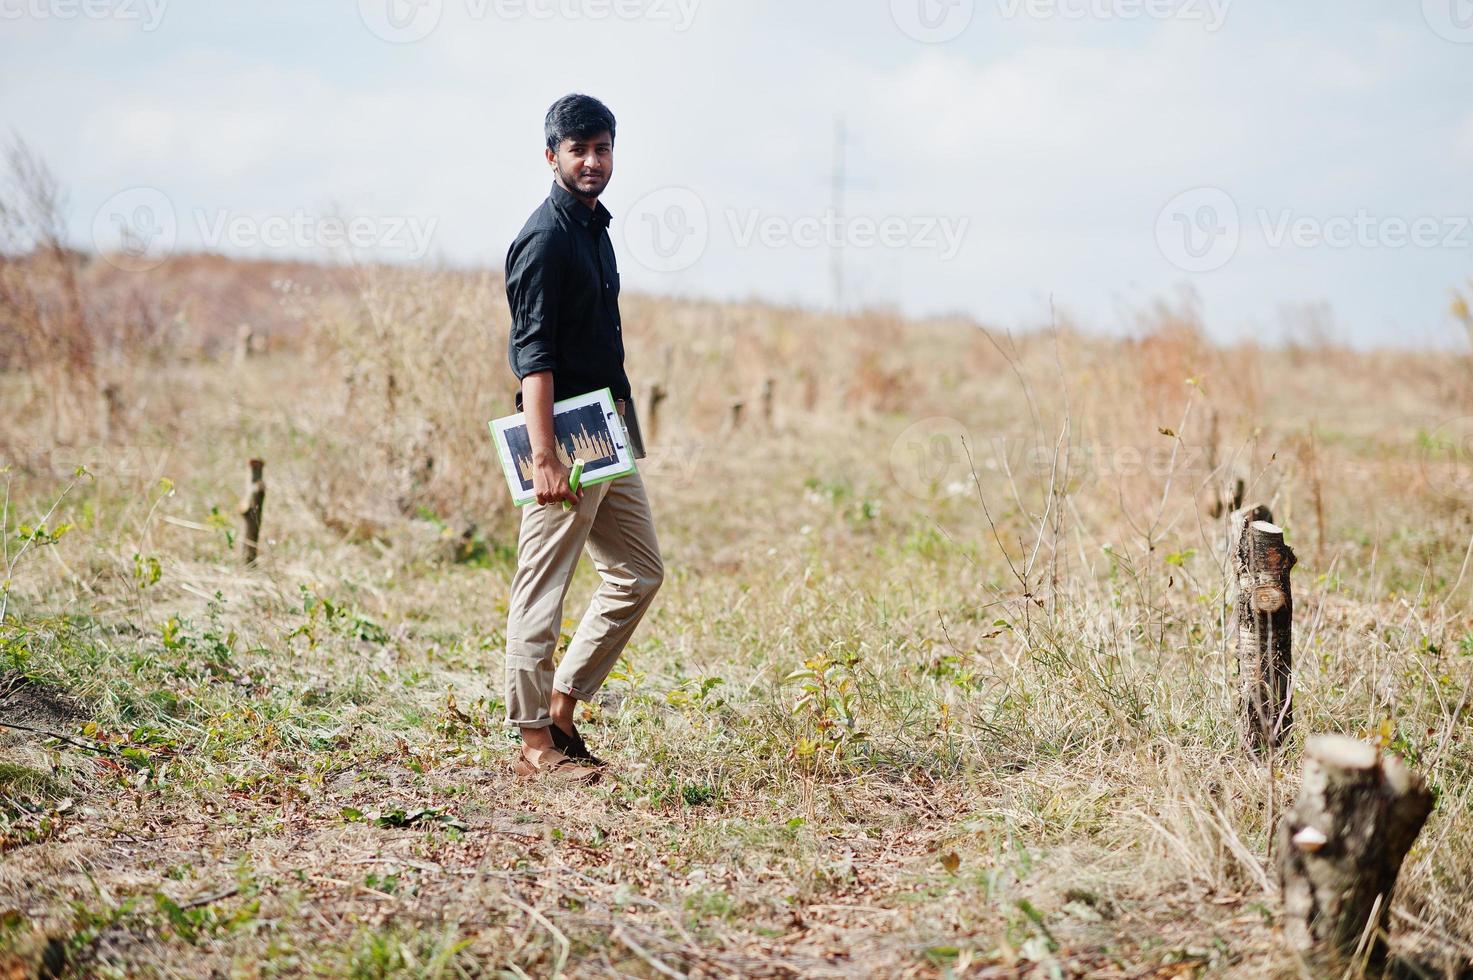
[549,180,613,230]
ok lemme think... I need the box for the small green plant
[287,586,391,648]
[681,782,717,806]
[345,925,473,979]
[607,658,647,702]
[206,505,236,549]
[132,552,162,588]
[1,465,88,623]
[665,674,724,709]
[152,891,260,945]
[785,648,869,763]
[65,892,139,963]
[434,690,499,743]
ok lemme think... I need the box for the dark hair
[544,93,616,153]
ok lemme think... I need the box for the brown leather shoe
[511,745,601,785]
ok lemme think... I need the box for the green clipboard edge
[488,386,639,508]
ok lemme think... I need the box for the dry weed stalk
[0,139,97,446]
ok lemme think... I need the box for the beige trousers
[503,436,663,729]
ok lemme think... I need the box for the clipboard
[488,386,638,507]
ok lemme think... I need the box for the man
[502,93,664,784]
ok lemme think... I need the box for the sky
[2,0,1472,348]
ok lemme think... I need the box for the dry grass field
[3,229,1473,976]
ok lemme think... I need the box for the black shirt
[505,181,630,409]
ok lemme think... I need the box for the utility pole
[829,116,846,312]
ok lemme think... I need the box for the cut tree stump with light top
[1233,512,1294,753]
[1278,734,1434,965]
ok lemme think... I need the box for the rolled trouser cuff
[506,714,556,730]
[505,657,555,728]
[553,677,597,702]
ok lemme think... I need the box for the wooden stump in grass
[760,376,775,428]
[726,398,745,433]
[100,382,123,444]
[1233,511,1294,753]
[645,382,668,446]
[1206,475,1245,519]
[235,324,256,365]
[1278,734,1434,964]
[239,458,266,566]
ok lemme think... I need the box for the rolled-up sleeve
[505,228,561,379]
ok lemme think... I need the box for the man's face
[547,130,613,201]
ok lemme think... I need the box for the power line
[829,116,846,312]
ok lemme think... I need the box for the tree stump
[100,381,122,444]
[760,376,775,428]
[235,324,256,365]
[239,458,266,566]
[726,399,744,433]
[1206,476,1245,519]
[646,382,667,446]
[1278,734,1434,964]
[1234,512,1294,753]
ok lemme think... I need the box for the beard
[555,159,609,199]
